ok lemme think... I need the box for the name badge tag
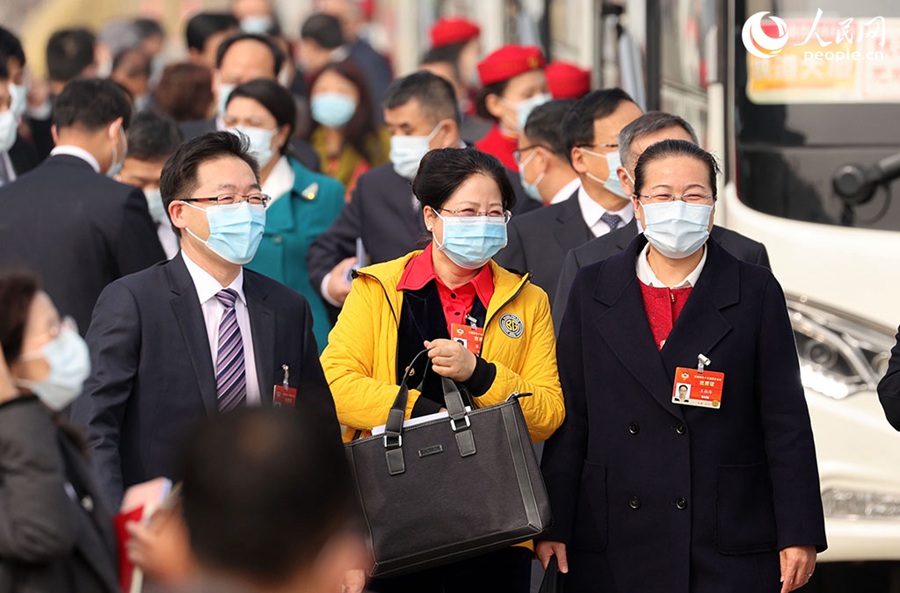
[672,367,725,409]
[450,322,484,356]
[273,385,297,408]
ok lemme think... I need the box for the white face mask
[502,93,552,131]
[16,325,91,411]
[389,123,443,180]
[0,110,17,153]
[641,201,713,259]
[228,126,277,167]
[144,187,166,223]
[9,83,27,120]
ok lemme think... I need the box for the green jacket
[247,156,345,352]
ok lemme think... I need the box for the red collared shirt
[397,243,495,335]
[474,124,519,171]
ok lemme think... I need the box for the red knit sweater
[639,281,693,350]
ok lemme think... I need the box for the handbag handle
[383,349,476,475]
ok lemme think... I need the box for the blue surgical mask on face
[228,126,277,167]
[505,93,552,131]
[390,123,443,179]
[434,212,508,269]
[517,150,544,201]
[582,148,628,199]
[0,110,17,153]
[641,201,712,259]
[144,188,166,223]
[185,201,267,265]
[311,93,357,128]
[16,324,90,412]
[107,125,126,178]
[9,84,27,120]
[240,15,274,34]
[218,83,236,118]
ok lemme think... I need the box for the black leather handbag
[344,350,552,577]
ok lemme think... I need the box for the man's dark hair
[0,26,26,68]
[133,18,165,42]
[46,28,96,83]
[215,32,284,76]
[126,112,183,161]
[0,60,8,82]
[383,71,460,127]
[159,131,260,234]
[185,12,238,53]
[523,99,575,158]
[228,79,296,154]
[420,46,462,84]
[618,111,699,169]
[177,408,355,586]
[299,13,344,50]
[562,88,636,165]
[53,78,133,132]
[413,147,516,213]
[633,138,720,200]
[112,48,151,78]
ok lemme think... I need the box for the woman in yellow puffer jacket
[320,147,564,593]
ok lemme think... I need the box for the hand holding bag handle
[383,349,476,476]
[538,555,564,593]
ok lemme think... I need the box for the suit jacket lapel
[659,240,738,373]
[166,254,218,416]
[244,272,276,405]
[592,236,684,420]
[554,195,594,255]
[615,218,639,251]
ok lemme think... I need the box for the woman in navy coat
[537,139,826,593]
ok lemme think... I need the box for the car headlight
[787,294,894,400]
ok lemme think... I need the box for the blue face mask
[185,201,267,264]
[311,93,358,128]
[218,83,236,118]
[582,148,628,200]
[641,201,712,259]
[517,150,544,201]
[506,93,552,131]
[434,213,508,269]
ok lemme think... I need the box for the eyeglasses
[636,192,715,204]
[438,207,512,223]
[512,145,548,164]
[181,193,271,207]
[577,143,618,150]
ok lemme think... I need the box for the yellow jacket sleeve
[476,291,565,443]
[321,275,422,438]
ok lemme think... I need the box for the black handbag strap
[383,349,475,475]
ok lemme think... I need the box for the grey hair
[618,111,699,169]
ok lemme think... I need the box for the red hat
[430,17,481,48]
[477,45,546,86]
[545,61,591,99]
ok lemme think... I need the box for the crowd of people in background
[0,2,833,593]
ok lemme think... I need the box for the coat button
[675,497,688,510]
[272,235,283,245]
[629,496,641,510]
[628,422,640,435]
[675,423,686,435]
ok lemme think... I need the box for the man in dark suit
[553,112,770,329]
[70,131,339,508]
[0,78,164,334]
[308,71,539,308]
[494,89,643,304]
[179,32,320,172]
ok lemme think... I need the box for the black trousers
[367,547,533,593]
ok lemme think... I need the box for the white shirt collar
[636,241,708,288]
[550,177,582,205]
[577,185,634,234]
[49,145,101,173]
[262,155,295,205]
[181,249,247,306]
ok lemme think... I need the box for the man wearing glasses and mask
[71,131,339,509]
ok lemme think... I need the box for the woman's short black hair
[0,271,39,363]
[633,139,720,200]
[474,79,510,122]
[412,147,516,213]
[227,78,297,154]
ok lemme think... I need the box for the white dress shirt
[0,151,16,187]
[577,185,634,237]
[182,249,261,405]
[157,224,180,260]
[49,145,102,173]
[636,242,708,289]
[549,177,582,205]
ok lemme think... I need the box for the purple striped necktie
[215,288,246,412]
